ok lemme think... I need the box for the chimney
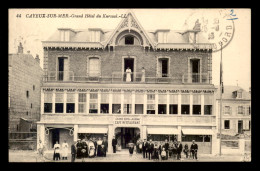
[35,54,40,64]
[193,19,201,31]
[18,42,23,54]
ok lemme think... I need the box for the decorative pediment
[104,10,155,48]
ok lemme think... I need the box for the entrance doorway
[115,127,140,149]
[238,120,243,134]
[52,129,60,147]
[124,58,134,82]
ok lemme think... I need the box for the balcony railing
[43,71,210,84]
[182,73,209,83]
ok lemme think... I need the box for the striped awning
[147,127,178,135]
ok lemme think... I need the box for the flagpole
[219,43,223,156]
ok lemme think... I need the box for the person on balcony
[141,67,145,82]
[126,67,132,82]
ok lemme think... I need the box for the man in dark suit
[176,140,183,160]
[147,139,154,160]
[190,140,198,160]
[102,137,108,157]
[163,139,169,160]
[142,139,148,158]
[93,137,97,156]
[112,136,117,153]
[71,141,77,162]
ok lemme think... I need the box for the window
[204,105,212,115]
[158,58,169,77]
[204,135,211,142]
[238,106,244,114]
[224,106,231,114]
[26,91,29,98]
[101,104,109,113]
[181,105,190,114]
[237,92,242,98]
[125,36,134,45]
[147,94,155,101]
[89,103,98,113]
[112,104,121,114]
[135,104,143,114]
[89,58,100,77]
[31,103,33,108]
[224,120,230,129]
[182,135,203,142]
[158,104,166,114]
[66,103,75,113]
[169,105,178,114]
[44,103,52,113]
[26,111,29,116]
[147,104,155,114]
[55,103,64,113]
[124,104,132,114]
[33,85,35,91]
[193,105,201,115]
[90,93,98,99]
[78,93,86,113]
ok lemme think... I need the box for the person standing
[76,139,82,159]
[97,137,103,157]
[93,137,97,157]
[102,137,108,157]
[183,144,189,158]
[163,139,169,160]
[71,141,77,162]
[190,140,198,160]
[176,140,183,160]
[53,141,61,161]
[126,67,132,82]
[61,140,69,160]
[112,136,117,153]
[147,139,154,160]
[141,67,145,82]
[142,139,148,158]
[37,140,45,160]
[138,139,143,153]
[128,142,134,157]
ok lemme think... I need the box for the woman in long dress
[126,67,132,82]
[96,137,103,157]
[53,141,61,161]
[61,140,69,160]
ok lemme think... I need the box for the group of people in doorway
[53,140,69,161]
[70,137,108,162]
[126,138,198,161]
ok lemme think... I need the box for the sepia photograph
[8,8,251,162]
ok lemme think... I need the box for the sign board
[114,116,141,125]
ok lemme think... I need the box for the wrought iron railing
[182,73,209,83]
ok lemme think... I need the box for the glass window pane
[181,94,190,104]
[44,93,52,103]
[193,94,201,104]
[79,93,86,102]
[55,93,64,103]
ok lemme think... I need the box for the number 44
[16,14,21,18]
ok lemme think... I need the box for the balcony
[182,73,210,84]
[43,71,210,84]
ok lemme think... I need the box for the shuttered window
[158,94,167,104]
[135,94,144,104]
[55,93,64,103]
[44,93,53,103]
[124,92,132,104]
[204,94,213,105]
[169,94,178,104]
[181,94,190,104]
[193,94,201,104]
[89,58,100,77]
[101,93,109,103]
[113,93,121,104]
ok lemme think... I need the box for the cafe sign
[114,116,141,125]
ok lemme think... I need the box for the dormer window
[125,36,134,45]
[237,92,242,98]
[155,29,169,43]
[60,30,70,41]
[89,28,104,42]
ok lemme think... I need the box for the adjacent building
[37,10,218,154]
[8,43,44,132]
[216,86,251,136]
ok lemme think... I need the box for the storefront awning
[182,129,214,135]
[78,127,108,134]
[147,127,178,135]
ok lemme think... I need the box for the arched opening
[114,127,140,149]
[116,30,143,46]
[125,35,134,45]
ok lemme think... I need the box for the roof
[43,10,211,50]
[215,85,251,100]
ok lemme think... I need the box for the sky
[8,8,251,91]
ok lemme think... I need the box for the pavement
[8,150,250,162]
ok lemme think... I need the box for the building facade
[38,10,218,154]
[9,43,44,132]
[216,86,251,136]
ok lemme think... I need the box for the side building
[8,43,44,132]
[38,10,219,155]
[216,86,251,136]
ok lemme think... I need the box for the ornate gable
[104,10,155,48]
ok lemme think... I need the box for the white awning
[78,127,108,134]
[147,127,178,135]
[182,129,214,135]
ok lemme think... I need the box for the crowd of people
[37,136,198,162]
[131,139,198,161]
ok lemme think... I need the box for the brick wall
[45,47,210,78]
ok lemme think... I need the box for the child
[161,147,166,160]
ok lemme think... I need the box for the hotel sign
[114,116,141,125]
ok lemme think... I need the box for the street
[8,150,248,162]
